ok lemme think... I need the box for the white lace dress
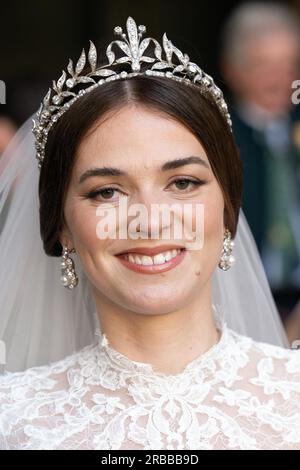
[0,319,300,450]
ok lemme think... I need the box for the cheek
[65,201,104,252]
[64,201,116,289]
[191,186,224,267]
[204,210,224,264]
[204,197,224,237]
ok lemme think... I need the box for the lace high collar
[93,306,230,380]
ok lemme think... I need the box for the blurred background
[1,0,300,342]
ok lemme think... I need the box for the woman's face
[61,104,225,315]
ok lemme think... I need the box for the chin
[120,286,192,315]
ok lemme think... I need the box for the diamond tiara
[32,16,232,169]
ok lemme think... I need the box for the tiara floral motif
[32,16,232,169]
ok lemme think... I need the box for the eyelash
[86,177,205,201]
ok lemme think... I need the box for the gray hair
[221,2,300,64]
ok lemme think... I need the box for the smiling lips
[115,245,187,274]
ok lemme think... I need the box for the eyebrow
[78,156,210,184]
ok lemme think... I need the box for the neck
[236,98,288,130]
[93,283,220,375]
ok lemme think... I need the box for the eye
[167,177,205,192]
[86,186,125,201]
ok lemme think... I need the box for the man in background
[220,2,300,327]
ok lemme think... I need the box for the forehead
[74,104,208,171]
[246,30,300,58]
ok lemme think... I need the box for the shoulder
[214,327,300,448]
[227,327,300,391]
[249,335,300,388]
[0,344,90,388]
[0,340,99,391]
[0,342,96,449]
[229,326,300,364]
[245,331,299,366]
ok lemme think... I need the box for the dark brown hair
[39,74,242,257]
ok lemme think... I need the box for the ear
[59,224,75,252]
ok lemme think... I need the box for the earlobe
[59,222,74,252]
[60,239,76,253]
[61,243,76,253]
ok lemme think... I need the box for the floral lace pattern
[0,320,300,450]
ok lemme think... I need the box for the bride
[0,16,299,450]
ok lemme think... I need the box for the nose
[126,191,174,241]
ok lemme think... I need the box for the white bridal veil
[0,111,289,372]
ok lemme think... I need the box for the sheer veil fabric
[0,112,289,373]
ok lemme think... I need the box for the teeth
[126,249,182,266]
[139,255,153,266]
[164,251,173,262]
[153,253,166,265]
[128,254,137,264]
